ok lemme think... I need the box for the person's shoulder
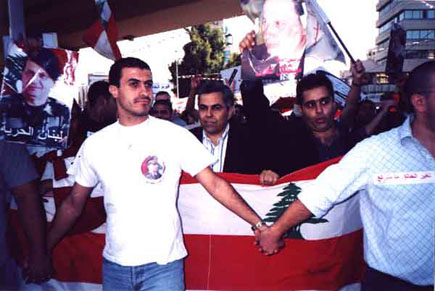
[189,126,202,139]
[151,116,186,132]
[84,121,119,145]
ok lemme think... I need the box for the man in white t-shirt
[47,57,268,291]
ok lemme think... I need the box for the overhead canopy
[0,0,242,60]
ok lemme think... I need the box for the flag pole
[326,22,355,64]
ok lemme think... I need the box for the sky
[76,0,379,88]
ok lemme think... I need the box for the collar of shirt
[202,124,230,172]
[398,115,415,144]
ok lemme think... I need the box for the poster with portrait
[385,23,406,76]
[0,43,79,149]
[241,0,306,80]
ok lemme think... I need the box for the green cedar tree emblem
[264,182,328,239]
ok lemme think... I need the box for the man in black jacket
[190,81,258,174]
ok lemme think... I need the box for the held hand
[351,59,367,86]
[259,170,279,186]
[23,251,52,284]
[239,31,256,53]
[256,226,284,255]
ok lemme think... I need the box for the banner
[0,44,78,149]
[241,0,306,80]
[10,158,364,290]
[385,23,406,75]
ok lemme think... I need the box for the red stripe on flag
[10,206,363,290]
[106,15,121,60]
[82,21,103,48]
[184,231,364,290]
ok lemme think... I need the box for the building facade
[360,0,434,100]
[373,0,434,71]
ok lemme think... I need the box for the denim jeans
[102,258,185,291]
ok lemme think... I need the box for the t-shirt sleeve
[69,139,99,188]
[176,128,216,177]
[0,142,38,188]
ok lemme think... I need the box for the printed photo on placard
[241,0,306,80]
[0,43,78,149]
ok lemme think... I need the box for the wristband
[352,82,361,87]
[251,220,266,231]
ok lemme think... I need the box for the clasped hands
[254,225,285,256]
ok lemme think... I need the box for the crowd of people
[0,37,433,291]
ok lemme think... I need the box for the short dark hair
[152,99,173,114]
[197,81,234,108]
[296,73,334,105]
[87,80,112,108]
[155,91,170,98]
[109,57,151,87]
[403,60,435,112]
[27,48,61,81]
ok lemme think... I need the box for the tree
[169,24,226,97]
[223,52,241,70]
[264,183,328,239]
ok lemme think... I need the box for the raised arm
[47,183,93,251]
[340,59,366,128]
[183,75,201,120]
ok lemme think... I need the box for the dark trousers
[362,266,433,291]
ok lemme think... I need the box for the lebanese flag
[9,157,364,290]
[83,0,121,60]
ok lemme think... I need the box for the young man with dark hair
[47,57,268,290]
[258,60,435,290]
[190,81,259,174]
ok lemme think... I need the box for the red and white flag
[10,158,364,290]
[83,0,122,60]
[304,0,345,63]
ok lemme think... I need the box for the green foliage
[169,24,226,97]
[264,183,328,240]
[223,52,241,69]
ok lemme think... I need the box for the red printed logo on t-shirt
[141,155,165,183]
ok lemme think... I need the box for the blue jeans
[102,258,185,291]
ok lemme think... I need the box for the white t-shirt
[71,116,215,266]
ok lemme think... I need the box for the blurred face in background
[151,103,172,121]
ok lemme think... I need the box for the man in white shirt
[258,61,435,290]
[47,57,268,291]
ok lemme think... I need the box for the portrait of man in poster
[0,46,72,149]
[241,0,306,80]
